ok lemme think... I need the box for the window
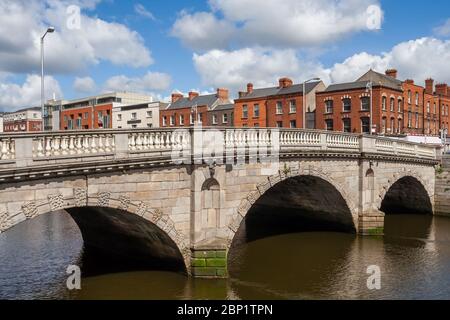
[117,114,122,121]
[212,114,218,125]
[433,103,436,114]
[179,115,184,125]
[382,117,386,133]
[398,99,402,113]
[398,119,402,133]
[343,118,351,133]
[361,97,370,111]
[84,112,89,119]
[254,123,260,128]
[147,111,153,118]
[390,98,395,112]
[132,124,137,129]
[343,98,351,112]
[390,118,395,133]
[170,115,175,126]
[361,117,370,134]
[289,100,297,113]
[276,121,283,128]
[242,105,248,118]
[198,113,203,123]
[290,120,296,128]
[276,101,283,114]
[427,102,430,114]
[415,92,419,105]
[408,90,412,104]
[131,112,137,120]
[325,100,333,113]
[254,104,260,117]
[147,124,153,128]
[382,96,387,111]
[98,111,103,119]
[222,113,228,123]
[415,113,419,129]
[325,119,333,131]
[408,112,412,128]
[190,114,194,125]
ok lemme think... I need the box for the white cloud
[172,0,382,50]
[0,0,153,75]
[103,72,172,93]
[193,37,450,93]
[171,11,235,51]
[134,3,156,21]
[0,74,62,111]
[73,76,96,94]
[434,18,450,37]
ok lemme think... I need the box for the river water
[1,211,450,300]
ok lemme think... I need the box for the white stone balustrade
[0,129,440,168]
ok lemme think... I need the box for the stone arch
[226,165,358,248]
[0,188,190,270]
[375,169,434,212]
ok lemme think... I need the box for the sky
[0,0,450,111]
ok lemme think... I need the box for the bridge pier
[358,210,385,235]
[191,247,228,278]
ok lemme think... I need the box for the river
[1,211,450,300]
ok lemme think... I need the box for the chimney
[435,83,448,97]
[405,79,415,84]
[385,69,398,79]
[188,91,199,100]
[425,78,434,95]
[238,91,246,98]
[216,88,229,100]
[278,77,293,88]
[171,93,183,103]
[247,83,254,94]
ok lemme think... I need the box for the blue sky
[0,0,450,111]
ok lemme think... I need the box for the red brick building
[160,89,233,127]
[234,78,325,128]
[435,83,450,134]
[3,107,42,132]
[60,104,112,130]
[316,69,446,136]
[316,70,404,134]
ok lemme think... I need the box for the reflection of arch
[0,189,190,270]
[379,174,433,215]
[201,178,221,231]
[227,166,358,247]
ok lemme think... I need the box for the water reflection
[0,211,450,299]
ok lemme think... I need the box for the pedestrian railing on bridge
[0,128,440,170]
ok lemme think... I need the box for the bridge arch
[378,171,433,215]
[227,166,358,248]
[0,188,190,274]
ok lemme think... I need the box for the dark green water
[1,212,450,299]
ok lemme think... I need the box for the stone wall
[435,156,450,217]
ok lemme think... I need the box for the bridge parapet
[0,128,439,176]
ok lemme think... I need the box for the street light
[366,81,373,135]
[303,78,320,129]
[41,27,55,131]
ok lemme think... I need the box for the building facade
[44,92,153,131]
[207,104,234,127]
[3,107,42,132]
[113,102,168,129]
[234,78,325,128]
[160,89,233,128]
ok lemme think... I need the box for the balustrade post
[114,133,129,159]
[14,137,32,167]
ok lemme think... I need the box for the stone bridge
[0,128,441,277]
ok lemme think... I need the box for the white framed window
[179,114,184,125]
[117,114,122,121]
[254,104,260,117]
[147,111,153,118]
[290,120,296,128]
[212,114,218,124]
[289,100,297,113]
[197,113,202,123]
[242,105,248,118]
[415,92,419,105]
[222,113,228,123]
[382,96,387,111]
[342,98,351,112]
[325,100,333,113]
[170,115,175,126]
[131,112,137,120]
[162,116,167,127]
[190,114,194,125]
[325,119,333,131]
[276,101,283,114]
[390,98,395,112]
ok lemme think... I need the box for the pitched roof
[324,81,370,92]
[357,69,403,91]
[237,82,321,100]
[167,94,231,110]
[212,103,234,111]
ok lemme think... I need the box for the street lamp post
[303,78,320,129]
[366,81,373,135]
[41,27,55,131]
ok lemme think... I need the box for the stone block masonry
[191,249,227,278]
[435,156,450,217]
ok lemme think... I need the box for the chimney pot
[171,93,183,103]
[385,69,398,79]
[279,77,293,88]
[425,78,434,95]
[247,83,254,94]
[216,88,229,100]
[188,91,199,100]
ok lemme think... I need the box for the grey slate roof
[324,81,370,92]
[357,69,403,91]
[237,82,321,100]
[212,103,234,111]
[168,94,219,110]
